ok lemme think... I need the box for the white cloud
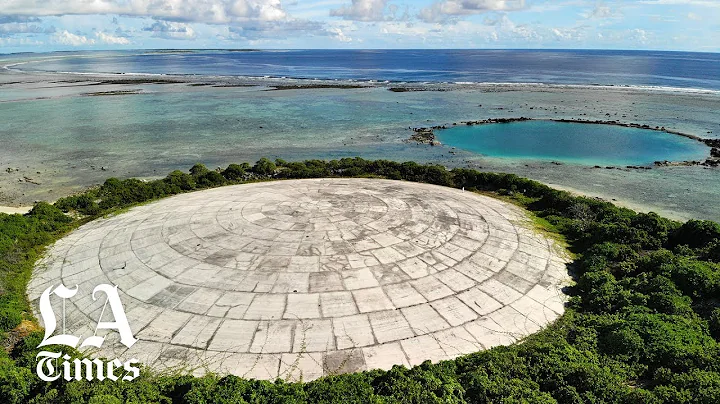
[593,26,652,46]
[580,3,622,25]
[586,4,613,19]
[630,28,649,43]
[95,31,130,44]
[419,0,527,23]
[0,0,288,24]
[0,15,51,37]
[53,30,95,46]
[143,20,196,40]
[224,19,338,41]
[0,0,716,51]
[330,0,390,21]
[328,26,352,41]
[551,26,585,41]
[0,36,44,46]
[0,22,45,36]
[0,15,41,24]
[638,0,720,6]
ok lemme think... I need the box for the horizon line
[3,47,720,56]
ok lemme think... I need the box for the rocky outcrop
[408,128,438,145]
[460,117,532,126]
[705,139,720,148]
[654,159,720,168]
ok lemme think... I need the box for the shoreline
[5,63,720,96]
[543,183,692,222]
[0,205,32,215]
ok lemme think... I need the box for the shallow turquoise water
[435,121,709,166]
[0,78,718,222]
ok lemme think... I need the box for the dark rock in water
[704,139,720,148]
[655,159,716,168]
[23,176,40,185]
[455,117,531,127]
[711,147,720,158]
[408,128,436,145]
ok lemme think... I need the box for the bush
[710,309,720,340]
[601,327,645,361]
[661,258,720,299]
[0,358,32,404]
[702,240,720,263]
[164,170,196,191]
[196,171,226,188]
[0,308,22,332]
[252,158,277,176]
[221,163,250,181]
[670,220,720,249]
[189,163,210,177]
[54,195,100,215]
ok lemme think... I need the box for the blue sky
[0,0,718,53]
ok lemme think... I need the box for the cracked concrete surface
[29,178,571,381]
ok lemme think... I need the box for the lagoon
[435,120,710,166]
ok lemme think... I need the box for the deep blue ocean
[9,49,720,91]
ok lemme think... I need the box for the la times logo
[36,284,141,382]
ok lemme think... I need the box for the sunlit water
[0,50,719,221]
[10,49,720,90]
[436,121,709,166]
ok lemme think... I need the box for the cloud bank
[330,0,391,21]
[0,0,287,24]
[0,0,717,52]
[419,0,527,23]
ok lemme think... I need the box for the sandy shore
[0,205,32,215]
[544,183,692,222]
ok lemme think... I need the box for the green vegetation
[2,157,720,403]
